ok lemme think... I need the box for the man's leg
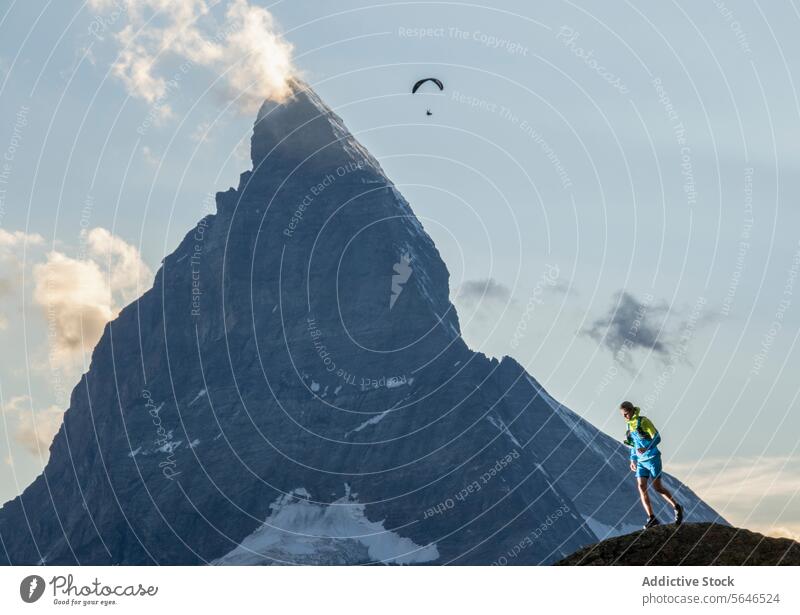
[637,477,654,517]
[651,477,678,508]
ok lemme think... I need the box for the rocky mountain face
[0,82,723,565]
[557,523,800,565]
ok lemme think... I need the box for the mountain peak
[250,79,382,176]
[0,85,723,566]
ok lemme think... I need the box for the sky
[0,0,798,541]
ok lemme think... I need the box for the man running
[620,401,683,529]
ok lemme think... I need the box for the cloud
[32,228,152,362]
[0,228,44,249]
[33,252,114,356]
[456,278,512,305]
[141,145,160,165]
[585,291,718,370]
[90,0,295,112]
[0,229,45,302]
[84,227,152,303]
[549,279,573,296]
[1,395,64,456]
[190,120,213,143]
[59,44,98,82]
[759,525,800,542]
[670,455,800,538]
[671,455,800,503]
[583,291,671,367]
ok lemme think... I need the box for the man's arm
[628,435,637,471]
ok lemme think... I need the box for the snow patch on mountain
[347,409,392,435]
[188,389,207,406]
[213,488,439,565]
[487,414,522,448]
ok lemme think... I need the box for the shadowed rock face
[556,523,800,565]
[0,82,723,565]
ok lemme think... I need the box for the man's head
[620,400,636,420]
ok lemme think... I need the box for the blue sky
[0,0,798,539]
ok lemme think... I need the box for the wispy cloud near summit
[89,0,296,112]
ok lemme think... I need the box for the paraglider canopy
[412,78,444,94]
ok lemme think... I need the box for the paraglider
[411,77,444,94]
[412,78,443,116]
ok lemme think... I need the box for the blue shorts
[635,456,662,479]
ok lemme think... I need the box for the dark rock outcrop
[556,523,800,565]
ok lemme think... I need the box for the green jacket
[624,406,661,462]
